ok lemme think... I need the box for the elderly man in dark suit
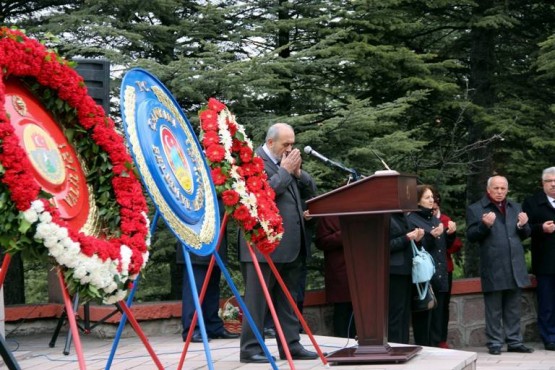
[467,175,533,355]
[238,123,318,364]
[522,167,555,351]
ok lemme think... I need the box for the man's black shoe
[210,329,240,339]
[488,346,501,355]
[264,327,276,338]
[191,333,210,343]
[545,343,555,351]
[240,353,275,363]
[507,344,534,353]
[279,347,318,360]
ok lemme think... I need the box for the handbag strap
[415,280,430,300]
[411,239,419,257]
[412,239,430,299]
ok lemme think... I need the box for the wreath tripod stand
[48,296,122,355]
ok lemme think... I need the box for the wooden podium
[307,171,421,364]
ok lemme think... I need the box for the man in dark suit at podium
[239,123,318,363]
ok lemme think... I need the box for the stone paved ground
[2,332,554,369]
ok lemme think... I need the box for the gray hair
[486,175,508,188]
[265,123,293,142]
[542,167,555,180]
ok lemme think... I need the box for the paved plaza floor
[2,332,555,370]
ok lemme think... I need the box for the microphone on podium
[303,146,360,180]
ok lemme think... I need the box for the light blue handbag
[411,240,436,299]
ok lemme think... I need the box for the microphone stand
[325,161,361,182]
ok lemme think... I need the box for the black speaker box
[73,58,110,114]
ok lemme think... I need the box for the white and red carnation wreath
[199,98,283,254]
[0,28,150,304]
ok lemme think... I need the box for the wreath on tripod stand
[0,27,150,304]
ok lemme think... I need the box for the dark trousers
[483,288,522,348]
[388,274,412,344]
[333,302,355,338]
[429,291,448,347]
[536,273,555,345]
[240,255,303,357]
[411,306,431,346]
[411,286,447,346]
[440,272,453,342]
[265,255,307,330]
[181,264,224,339]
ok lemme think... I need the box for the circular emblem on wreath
[5,81,91,231]
[120,68,219,256]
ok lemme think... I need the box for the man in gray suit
[466,175,534,355]
[239,123,318,363]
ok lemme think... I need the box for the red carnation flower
[207,98,226,113]
[210,167,228,186]
[199,110,219,132]
[252,157,264,172]
[233,205,251,221]
[242,162,259,177]
[205,144,226,162]
[257,240,277,254]
[231,139,242,152]
[227,120,238,136]
[202,130,220,148]
[239,146,253,163]
[247,175,263,192]
[222,189,240,206]
[242,217,258,231]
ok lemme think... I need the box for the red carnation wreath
[199,98,283,254]
[0,28,150,303]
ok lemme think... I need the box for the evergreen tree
[4,0,555,294]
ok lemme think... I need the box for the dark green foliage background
[2,0,554,303]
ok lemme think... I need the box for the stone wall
[299,288,541,348]
[446,289,539,347]
[5,281,542,348]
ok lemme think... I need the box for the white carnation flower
[104,282,118,294]
[23,209,38,223]
[35,223,53,239]
[44,236,60,249]
[104,290,127,304]
[38,212,52,223]
[73,265,88,280]
[142,212,152,247]
[233,179,247,196]
[30,200,45,213]
[54,226,68,240]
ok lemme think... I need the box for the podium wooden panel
[307,171,421,364]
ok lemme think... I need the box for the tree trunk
[464,0,496,278]
[275,0,292,115]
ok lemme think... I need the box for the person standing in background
[315,215,356,338]
[407,185,452,347]
[467,175,533,355]
[522,167,555,351]
[178,199,239,343]
[432,193,463,349]
[388,213,424,344]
